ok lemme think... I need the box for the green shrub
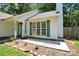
[75,40,79,46]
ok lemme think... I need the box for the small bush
[34,46,39,50]
[75,40,79,46]
[15,41,18,44]
[24,43,27,46]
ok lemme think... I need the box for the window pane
[42,22,46,28]
[42,29,46,36]
[33,23,36,28]
[37,22,40,35]
[37,29,40,35]
[32,29,36,35]
[37,22,40,28]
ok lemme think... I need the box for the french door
[30,20,50,37]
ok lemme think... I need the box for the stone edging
[5,42,44,56]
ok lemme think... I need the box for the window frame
[41,21,47,36]
[32,22,37,36]
[37,22,40,35]
[31,20,49,37]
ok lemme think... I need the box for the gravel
[5,39,79,56]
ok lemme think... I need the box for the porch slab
[22,39,70,51]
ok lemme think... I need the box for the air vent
[56,11,60,13]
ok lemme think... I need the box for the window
[32,22,36,35]
[41,22,46,36]
[31,20,50,37]
[37,22,40,35]
[42,29,46,36]
[42,22,46,28]
[33,23,36,28]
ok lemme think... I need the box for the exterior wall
[22,21,26,37]
[50,17,58,39]
[14,21,18,37]
[0,20,14,37]
[25,16,58,39]
[25,21,30,37]
[56,3,63,38]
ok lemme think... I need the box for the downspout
[14,13,17,39]
[14,19,17,39]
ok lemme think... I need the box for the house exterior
[25,11,59,39]
[0,3,63,40]
[0,12,14,37]
[0,3,70,51]
[14,10,39,39]
[14,3,63,40]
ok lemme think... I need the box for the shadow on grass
[0,37,10,44]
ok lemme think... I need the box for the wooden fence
[64,27,79,39]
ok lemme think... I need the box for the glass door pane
[42,29,46,36]
[37,22,40,35]
[32,22,36,36]
[42,22,46,29]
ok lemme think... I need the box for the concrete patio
[22,38,70,51]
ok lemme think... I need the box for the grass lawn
[74,40,79,46]
[0,44,31,56]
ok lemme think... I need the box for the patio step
[22,37,64,42]
[22,39,70,51]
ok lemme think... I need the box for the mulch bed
[5,39,79,56]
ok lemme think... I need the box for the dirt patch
[5,39,79,56]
